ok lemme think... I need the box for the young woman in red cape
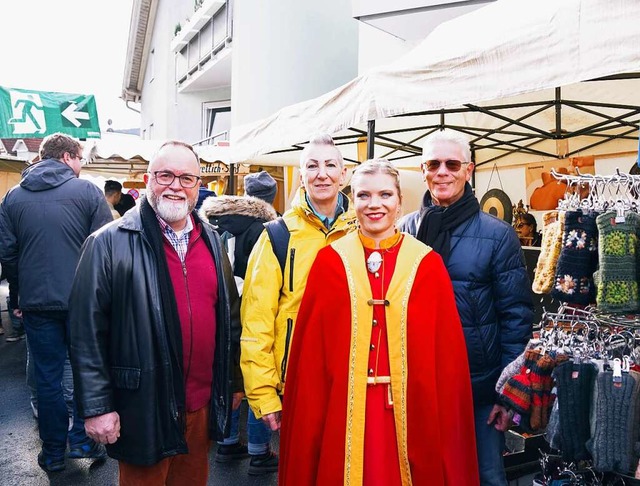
[279,159,479,486]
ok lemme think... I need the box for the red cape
[280,234,479,486]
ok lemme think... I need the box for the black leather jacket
[69,204,241,466]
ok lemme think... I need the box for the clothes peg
[612,357,623,386]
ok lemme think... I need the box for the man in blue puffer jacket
[399,129,533,486]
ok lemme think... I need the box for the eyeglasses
[423,159,470,172]
[69,152,87,165]
[150,171,201,188]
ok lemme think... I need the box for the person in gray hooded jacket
[0,132,113,472]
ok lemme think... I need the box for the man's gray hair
[299,132,344,169]
[422,129,472,163]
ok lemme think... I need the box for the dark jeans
[22,310,90,459]
[474,403,508,486]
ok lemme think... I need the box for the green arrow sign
[0,86,101,139]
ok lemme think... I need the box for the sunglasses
[423,159,470,172]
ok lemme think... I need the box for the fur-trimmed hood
[199,195,277,222]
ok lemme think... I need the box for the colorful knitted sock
[554,360,597,462]
[551,210,598,305]
[533,211,566,294]
[500,349,540,415]
[595,211,639,313]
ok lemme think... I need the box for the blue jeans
[474,403,508,486]
[22,310,90,459]
[218,405,272,455]
[26,340,75,415]
[6,296,24,335]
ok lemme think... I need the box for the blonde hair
[350,158,402,200]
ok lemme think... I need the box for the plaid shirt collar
[156,213,194,262]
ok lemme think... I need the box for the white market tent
[81,133,232,177]
[230,0,640,171]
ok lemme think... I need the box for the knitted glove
[595,211,639,313]
[590,371,638,473]
[496,351,527,394]
[554,360,597,462]
[530,353,557,431]
[551,210,598,305]
[545,399,562,451]
[500,349,540,415]
[533,211,565,294]
[631,370,640,476]
[541,353,570,431]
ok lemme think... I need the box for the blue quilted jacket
[400,207,533,405]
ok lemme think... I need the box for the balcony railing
[174,0,232,86]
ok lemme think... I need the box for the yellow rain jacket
[240,187,356,418]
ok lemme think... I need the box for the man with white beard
[68,141,243,485]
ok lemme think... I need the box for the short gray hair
[422,129,472,163]
[299,132,343,170]
[350,158,402,200]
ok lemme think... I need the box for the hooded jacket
[400,202,533,405]
[199,195,277,279]
[0,158,113,310]
[68,202,241,465]
[240,187,357,418]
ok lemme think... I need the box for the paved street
[0,284,278,486]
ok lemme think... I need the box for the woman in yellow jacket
[241,134,357,442]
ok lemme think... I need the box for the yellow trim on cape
[333,231,431,486]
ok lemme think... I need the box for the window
[202,102,231,143]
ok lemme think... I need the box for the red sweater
[163,222,218,411]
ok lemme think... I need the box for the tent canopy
[81,133,232,176]
[231,0,640,168]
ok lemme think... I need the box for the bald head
[148,141,200,175]
[144,140,201,231]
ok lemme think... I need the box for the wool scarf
[140,197,187,430]
[416,183,480,264]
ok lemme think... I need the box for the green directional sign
[0,86,101,139]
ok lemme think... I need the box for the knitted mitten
[533,211,565,294]
[595,211,639,313]
[554,360,597,462]
[500,349,540,415]
[590,371,637,473]
[529,353,557,431]
[551,210,598,305]
[496,351,527,394]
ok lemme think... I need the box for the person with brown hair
[0,132,112,472]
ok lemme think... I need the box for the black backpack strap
[264,217,290,278]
